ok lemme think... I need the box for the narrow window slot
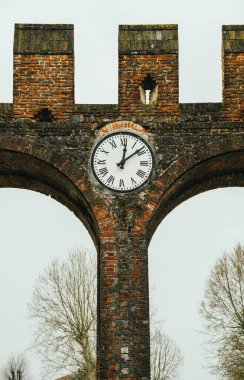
[140,75,158,105]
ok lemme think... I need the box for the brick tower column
[222,25,244,121]
[119,25,179,116]
[98,217,150,379]
[13,24,74,122]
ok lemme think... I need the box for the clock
[91,131,154,193]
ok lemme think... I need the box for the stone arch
[98,120,146,134]
[0,136,103,248]
[147,136,244,242]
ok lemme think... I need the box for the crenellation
[222,25,244,52]
[14,23,74,55]
[0,23,242,123]
[13,25,74,122]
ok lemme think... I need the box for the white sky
[0,0,243,379]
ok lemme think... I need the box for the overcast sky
[0,0,243,379]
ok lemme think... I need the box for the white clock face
[91,131,154,193]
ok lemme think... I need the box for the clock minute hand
[120,140,127,169]
[117,147,143,168]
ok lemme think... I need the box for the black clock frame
[91,131,155,193]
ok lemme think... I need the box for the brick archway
[0,138,102,248]
[147,137,244,242]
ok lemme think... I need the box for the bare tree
[2,354,30,380]
[150,328,183,380]
[200,244,244,379]
[29,247,183,379]
[28,248,96,380]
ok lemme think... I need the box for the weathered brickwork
[119,54,179,114]
[119,25,179,117]
[222,25,244,121]
[13,24,74,122]
[0,23,243,379]
[0,103,13,121]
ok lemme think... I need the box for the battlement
[119,24,178,54]
[0,23,243,124]
[14,24,74,54]
[222,25,244,52]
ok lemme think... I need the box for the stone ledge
[119,24,177,31]
[222,25,244,52]
[119,24,178,54]
[14,23,74,55]
[223,25,244,31]
[15,24,73,30]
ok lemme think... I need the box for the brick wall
[13,24,74,122]
[119,25,179,116]
[222,25,244,121]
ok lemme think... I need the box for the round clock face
[91,131,154,193]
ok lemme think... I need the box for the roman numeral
[99,167,108,177]
[120,137,127,147]
[137,149,146,156]
[131,177,137,185]
[136,169,146,178]
[106,175,115,185]
[97,159,106,165]
[140,161,149,166]
[109,139,117,149]
[132,142,137,149]
[100,148,109,155]
[119,179,125,188]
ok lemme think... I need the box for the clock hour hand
[117,147,143,168]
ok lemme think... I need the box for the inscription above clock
[91,131,154,193]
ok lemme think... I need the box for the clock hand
[117,146,143,168]
[120,140,127,169]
